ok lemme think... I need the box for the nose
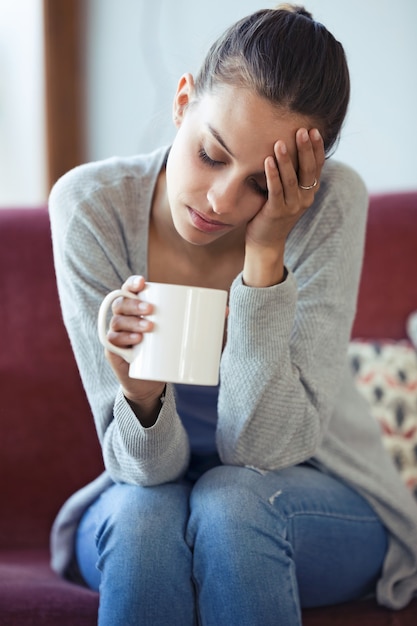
[207,176,239,215]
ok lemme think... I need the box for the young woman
[49,4,417,625]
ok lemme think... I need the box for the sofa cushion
[0,549,98,626]
[352,192,417,340]
[348,339,417,499]
[0,208,104,549]
[302,597,417,626]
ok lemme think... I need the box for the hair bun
[274,3,314,20]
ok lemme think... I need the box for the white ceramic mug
[98,282,228,385]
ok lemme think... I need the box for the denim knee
[78,482,197,626]
[77,482,193,589]
[187,464,290,541]
[96,482,191,562]
[187,465,301,626]
[187,463,388,614]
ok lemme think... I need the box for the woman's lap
[76,478,193,591]
[197,463,387,607]
[75,462,388,624]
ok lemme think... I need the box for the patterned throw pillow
[348,340,417,500]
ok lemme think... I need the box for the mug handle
[97,289,141,363]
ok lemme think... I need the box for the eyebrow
[207,124,236,158]
[207,123,267,184]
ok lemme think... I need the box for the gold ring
[299,178,318,191]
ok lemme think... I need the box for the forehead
[193,84,312,162]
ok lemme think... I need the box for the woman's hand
[243,128,325,287]
[104,275,166,426]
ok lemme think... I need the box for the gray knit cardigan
[48,147,417,609]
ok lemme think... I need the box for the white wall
[0,0,46,206]
[306,0,417,193]
[0,0,415,206]
[85,0,417,193]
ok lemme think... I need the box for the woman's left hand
[243,128,325,287]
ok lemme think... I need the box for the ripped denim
[75,457,387,626]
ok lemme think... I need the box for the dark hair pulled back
[194,4,350,155]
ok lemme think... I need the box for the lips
[187,207,230,233]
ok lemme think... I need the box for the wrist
[124,384,166,427]
[243,245,285,287]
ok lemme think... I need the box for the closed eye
[249,178,268,198]
[198,148,223,168]
[199,146,267,198]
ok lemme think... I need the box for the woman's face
[165,76,313,247]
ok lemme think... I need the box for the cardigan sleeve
[216,160,368,470]
[49,154,190,487]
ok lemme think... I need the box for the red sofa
[1,192,417,625]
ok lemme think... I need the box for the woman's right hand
[104,275,166,426]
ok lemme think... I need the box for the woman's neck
[148,168,245,288]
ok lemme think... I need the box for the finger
[110,311,153,334]
[272,140,299,205]
[121,275,146,293]
[264,151,283,200]
[112,294,153,317]
[309,128,325,178]
[296,128,318,191]
[107,329,143,348]
[108,313,154,347]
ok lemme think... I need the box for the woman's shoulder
[320,159,368,207]
[287,159,369,262]
[49,146,169,212]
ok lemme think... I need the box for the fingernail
[138,302,148,312]
[138,320,149,330]
[300,129,309,142]
[131,275,141,288]
[311,129,321,141]
[279,141,287,155]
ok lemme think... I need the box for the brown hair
[194,4,350,155]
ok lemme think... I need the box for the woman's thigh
[274,465,388,607]
[190,463,388,609]
[75,480,193,591]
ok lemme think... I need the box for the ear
[172,73,195,128]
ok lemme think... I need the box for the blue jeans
[75,460,388,626]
